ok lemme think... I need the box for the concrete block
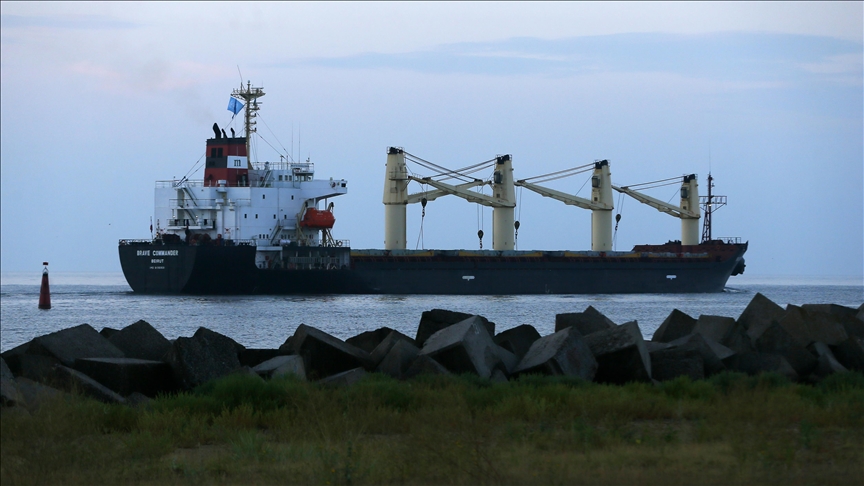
[490,344,519,375]
[419,316,502,378]
[14,377,65,412]
[73,358,175,397]
[830,336,864,372]
[738,292,786,339]
[18,355,63,385]
[668,333,733,376]
[239,348,287,367]
[754,321,818,376]
[318,367,366,387]
[108,320,172,361]
[347,327,403,354]
[403,355,451,379]
[513,327,597,381]
[494,324,542,359]
[125,392,153,409]
[583,321,652,384]
[416,309,494,347]
[99,327,120,339]
[54,365,126,404]
[839,315,864,340]
[253,355,306,380]
[779,305,848,347]
[651,309,697,343]
[376,339,421,379]
[555,305,616,336]
[28,324,125,367]
[0,341,32,376]
[369,330,417,367]
[694,315,736,344]
[808,342,848,379]
[722,352,798,381]
[491,369,509,383]
[649,346,705,382]
[288,324,372,379]
[1,358,24,407]
[645,341,673,353]
[801,304,857,317]
[554,306,616,335]
[164,327,243,390]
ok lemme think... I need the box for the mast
[700,173,727,243]
[231,81,265,167]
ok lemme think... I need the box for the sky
[1,1,862,280]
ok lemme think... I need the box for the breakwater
[1,293,862,409]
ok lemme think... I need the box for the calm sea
[1,272,861,352]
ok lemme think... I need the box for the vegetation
[2,372,863,485]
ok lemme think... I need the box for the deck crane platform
[612,174,701,246]
[382,147,515,250]
[514,160,615,251]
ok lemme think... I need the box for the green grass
[2,372,863,485]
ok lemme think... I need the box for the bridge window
[262,194,266,199]
[255,214,258,219]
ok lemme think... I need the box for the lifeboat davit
[300,208,336,229]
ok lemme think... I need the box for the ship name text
[137,250,179,257]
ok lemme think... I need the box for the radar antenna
[231,81,265,167]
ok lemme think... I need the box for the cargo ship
[119,83,746,294]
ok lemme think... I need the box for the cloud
[0,13,140,30]
[276,32,863,87]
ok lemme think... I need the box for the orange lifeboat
[300,208,336,229]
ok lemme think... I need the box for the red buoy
[38,262,51,310]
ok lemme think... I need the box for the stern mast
[231,81,265,168]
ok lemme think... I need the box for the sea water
[1,272,861,352]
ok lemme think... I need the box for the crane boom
[515,180,611,210]
[406,180,486,204]
[408,176,514,208]
[612,185,698,219]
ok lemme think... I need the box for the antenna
[236,66,243,87]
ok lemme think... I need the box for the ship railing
[251,161,315,173]
[715,237,742,244]
[118,239,152,245]
[170,198,217,209]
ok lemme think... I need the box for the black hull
[120,242,747,295]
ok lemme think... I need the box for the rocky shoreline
[2,293,862,411]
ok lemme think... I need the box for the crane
[382,148,516,251]
[612,174,701,245]
[515,160,615,251]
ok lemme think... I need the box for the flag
[227,97,244,117]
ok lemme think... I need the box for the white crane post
[680,174,701,245]
[591,160,614,251]
[491,154,516,251]
[383,147,408,249]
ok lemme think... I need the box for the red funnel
[38,262,51,310]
